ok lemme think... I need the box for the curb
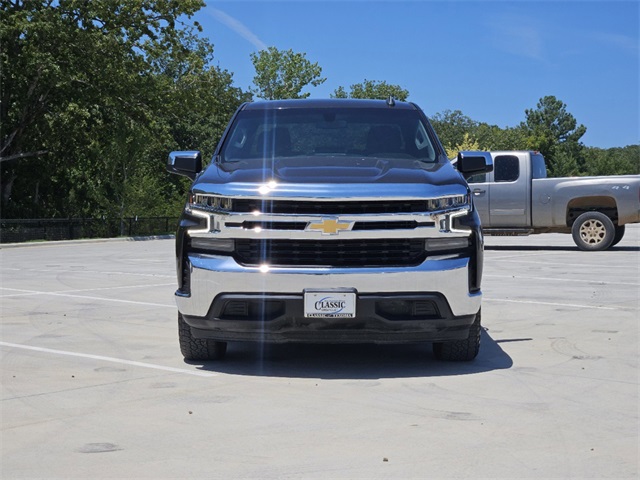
[0,234,175,249]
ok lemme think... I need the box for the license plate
[304,290,356,318]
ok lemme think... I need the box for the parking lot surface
[1,226,638,479]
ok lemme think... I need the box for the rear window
[493,155,520,182]
[220,107,438,163]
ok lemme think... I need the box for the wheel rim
[579,219,607,245]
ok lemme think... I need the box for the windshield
[220,107,438,163]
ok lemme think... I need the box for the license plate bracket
[304,289,356,318]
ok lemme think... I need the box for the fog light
[425,237,469,252]
[190,237,235,252]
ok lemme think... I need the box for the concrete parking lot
[1,226,638,479]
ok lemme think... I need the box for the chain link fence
[0,217,179,244]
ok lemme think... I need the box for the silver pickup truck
[465,151,640,251]
[167,98,493,362]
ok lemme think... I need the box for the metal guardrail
[0,217,179,243]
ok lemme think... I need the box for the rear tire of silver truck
[178,313,227,361]
[571,211,615,251]
[432,309,482,361]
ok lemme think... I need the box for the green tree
[429,110,478,152]
[524,96,586,144]
[521,96,587,176]
[473,123,528,152]
[549,146,580,177]
[331,79,409,101]
[1,0,203,164]
[150,32,250,163]
[147,32,249,217]
[0,0,196,216]
[1,0,248,221]
[430,101,637,178]
[583,145,640,176]
[250,47,326,100]
[444,133,481,159]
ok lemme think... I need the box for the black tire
[433,309,481,362]
[571,211,615,251]
[611,225,626,247]
[178,313,227,361]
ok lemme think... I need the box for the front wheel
[433,310,482,362]
[178,313,227,361]
[571,212,615,251]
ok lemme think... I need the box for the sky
[189,0,639,149]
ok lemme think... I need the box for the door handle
[472,189,486,195]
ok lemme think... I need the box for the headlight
[190,194,233,211]
[426,194,469,211]
[185,194,233,234]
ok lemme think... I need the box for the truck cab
[467,151,546,230]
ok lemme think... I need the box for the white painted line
[0,292,42,298]
[0,342,216,377]
[0,287,174,308]
[485,257,637,269]
[484,298,626,311]
[0,283,175,297]
[84,270,173,278]
[55,283,176,294]
[1,266,174,278]
[486,252,556,261]
[485,274,639,287]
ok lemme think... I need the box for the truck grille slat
[235,239,425,267]
[227,220,426,231]
[228,200,429,215]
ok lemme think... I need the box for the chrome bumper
[175,253,481,318]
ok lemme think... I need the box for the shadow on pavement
[189,330,513,380]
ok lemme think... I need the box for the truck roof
[242,98,418,111]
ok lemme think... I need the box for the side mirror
[456,151,493,179]
[167,151,202,179]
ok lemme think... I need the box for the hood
[192,156,469,199]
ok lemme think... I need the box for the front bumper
[176,253,481,344]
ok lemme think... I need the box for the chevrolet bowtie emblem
[306,218,354,235]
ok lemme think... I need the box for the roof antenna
[386,95,396,107]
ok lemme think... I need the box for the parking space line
[53,283,175,294]
[484,297,627,311]
[0,341,216,377]
[1,266,174,278]
[0,287,174,308]
[485,274,639,287]
[486,258,637,269]
[0,283,175,297]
